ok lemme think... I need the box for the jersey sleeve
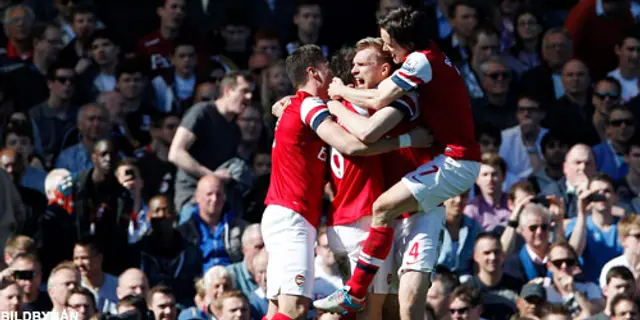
[387,92,420,121]
[391,52,433,91]
[300,97,330,132]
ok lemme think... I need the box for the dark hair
[2,120,34,148]
[219,70,252,93]
[606,266,636,285]
[468,23,500,49]
[547,241,578,261]
[150,112,180,129]
[432,267,460,295]
[447,0,478,19]
[510,7,543,57]
[598,76,622,94]
[254,28,280,46]
[542,304,571,319]
[285,44,328,88]
[31,22,60,42]
[610,294,639,316]
[75,236,102,255]
[618,29,640,47]
[378,6,431,51]
[475,123,502,146]
[540,130,569,155]
[588,172,615,189]
[474,232,500,248]
[70,4,95,21]
[329,46,356,85]
[146,284,175,305]
[627,133,640,154]
[450,285,482,307]
[46,61,75,80]
[296,0,322,13]
[66,286,97,312]
[508,180,536,201]
[116,57,146,80]
[87,29,117,48]
[172,36,196,55]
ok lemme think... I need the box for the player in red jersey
[262,44,431,320]
[314,7,482,319]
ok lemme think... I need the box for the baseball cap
[520,282,546,301]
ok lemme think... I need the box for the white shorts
[326,216,398,294]
[401,154,480,213]
[261,205,317,300]
[393,207,446,275]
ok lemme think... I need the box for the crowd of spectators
[2,0,640,319]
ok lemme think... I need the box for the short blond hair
[4,235,36,258]
[211,290,247,313]
[355,37,393,65]
[47,261,78,289]
[619,214,640,237]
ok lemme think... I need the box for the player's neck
[298,84,321,98]
[477,269,502,287]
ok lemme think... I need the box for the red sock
[261,317,269,320]
[271,313,292,320]
[346,226,394,299]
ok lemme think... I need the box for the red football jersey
[391,42,481,162]
[327,101,384,226]
[136,30,173,76]
[264,90,330,228]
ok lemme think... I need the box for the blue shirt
[194,207,233,272]
[593,141,628,181]
[21,166,46,194]
[438,216,483,276]
[55,143,93,173]
[565,216,623,283]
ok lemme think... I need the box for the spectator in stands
[135,113,179,202]
[169,71,251,213]
[44,168,70,201]
[2,119,47,180]
[546,59,601,146]
[0,149,47,238]
[73,238,118,313]
[136,0,186,77]
[3,236,36,268]
[47,139,134,275]
[499,94,548,187]
[437,0,478,64]
[58,4,98,75]
[565,0,634,80]
[212,290,250,320]
[608,31,640,104]
[521,28,572,104]
[286,0,330,58]
[152,38,198,115]
[467,233,521,320]
[528,131,569,193]
[9,253,50,311]
[593,266,637,319]
[465,152,511,231]
[566,173,624,283]
[260,61,293,129]
[29,61,78,166]
[252,28,283,61]
[592,77,622,141]
[505,8,543,77]
[193,82,218,104]
[179,175,245,272]
[312,227,343,302]
[542,304,572,320]
[248,250,268,317]
[4,22,63,110]
[115,159,148,241]
[0,280,22,313]
[147,285,178,320]
[448,286,483,320]
[515,282,547,319]
[593,106,635,180]
[462,25,500,101]
[541,242,602,318]
[0,169,23,258]
[541,143,596,218]
[134,195,201,307]
[64,287,96,320]
[248,52,271,89]
[4,5,35,61]
[600,215,640,287]
[55,103,110,173]
[47,262,81,315]
[82,29,120,96]
[426,269,460,320]
[473,55,518,131]
[439,191,482,276]
[475,124,502,154]
[178,266,233,320]
[609,293,640,320]
[116,268,149,301]
[226,224,263,301]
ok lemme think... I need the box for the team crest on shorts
[295,274,305,287]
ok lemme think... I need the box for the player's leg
[396,208,446,320]
[262,205,316,319]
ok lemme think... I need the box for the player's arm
[327,94,418,143]
[330,52,432,110]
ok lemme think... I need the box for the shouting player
[314,7,482,319]
[262,44,431,320]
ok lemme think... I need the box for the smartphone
[586,193,607,202]
[125,169,136,178]
[530,195,550,207]
[13,270,35,280]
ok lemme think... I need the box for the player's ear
[381,62,391,77]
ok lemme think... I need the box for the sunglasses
[487,72,510,80]
[550,258,577,269]
[450,307,469,315]
[610,119,634,127]
[527,224,550,232]
[627,233,640,239]
[164,123,178,130]
[594,92,619,99]
[13,270,35,280]
[54,76,75,84]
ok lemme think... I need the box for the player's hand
[408,126,434,148]
[272,96,293,118]
[328,77,345,100]
[576,179,594,216]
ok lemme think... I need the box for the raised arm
[168,127,215,178]
[326,94,418,143]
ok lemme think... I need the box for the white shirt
[81,273,119,314]
[599,254,634,289]
[499,125,548,190]
[608,68,639,103]
[93,72,116,93]
[526,245,548,264]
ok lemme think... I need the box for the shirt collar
[596,0,606,16]
[526,244,548,264]
[566,180,577,195]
